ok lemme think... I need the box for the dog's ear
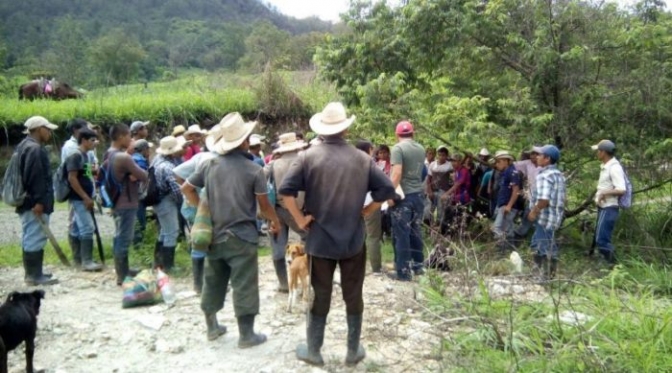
[33,290,46,299]
[6,291,19,302]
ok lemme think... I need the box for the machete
[91,209,106,264]
[36,216,71,266]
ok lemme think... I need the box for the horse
[18,80,83,101]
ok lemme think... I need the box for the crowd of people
[11,103,627,366]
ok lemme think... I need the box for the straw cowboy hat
[249,134,266,147]
[184,124,207,136]
[273,132,309,154]
[156,136,189,155]
[494,150,515,161]
[172,125,186,137]
[309,102,356,136]
[205,112,257,155]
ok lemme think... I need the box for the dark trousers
[390,193,425,280]
[595,206,619,259]
[310,247,366,317]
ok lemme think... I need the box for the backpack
[2,147,26,207]
[53,161,71,203]
[97,151,128,208]
[617,164,633,209]
[141,164,163,207]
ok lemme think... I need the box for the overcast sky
[266,0,672,22]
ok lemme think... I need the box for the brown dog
[285,243,310,312]
[0,290,45,373]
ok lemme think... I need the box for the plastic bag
[122,269,162,309]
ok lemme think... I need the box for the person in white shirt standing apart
[592,139,626,266]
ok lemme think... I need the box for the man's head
[478,148,490,163]
[249,134,265,155]
[377,144,390,160]
[538,145,560,167]
[425,147,436,162]
[24,116,58,143]
[184,124,206,144]
[295,132,304,141]
[77,128,98,151]
[448,153,464,168]
[395,121,414,140]
[172,125,186,138]
[356,140,374,156]
[437,146,449,164]
[134,139,154,158]
[66,118,88,137]
[130,121,149,139]
[591,139,616,162]
[530,145,544,165]
[156,136,188,158]
[494,151,515,171]
[110,123,132,149]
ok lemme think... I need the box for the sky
[266,0,672,22]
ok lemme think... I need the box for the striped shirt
[533,165,566,230]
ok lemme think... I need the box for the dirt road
[1,258,444,373]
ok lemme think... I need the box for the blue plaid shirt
[533,165,566,230]
[153,155,183,205]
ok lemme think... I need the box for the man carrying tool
[16,116,60,285]
[65,128,103,271]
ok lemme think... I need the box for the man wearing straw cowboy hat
[279,102,395,367]
[182,112,281,348]
[183,124,207,161]
[492,150,524,254]
[151,135,189,271]
[264,132,310,292]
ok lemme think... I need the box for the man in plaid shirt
[527,145,566,281]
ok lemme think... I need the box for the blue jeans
[531,223,559,259]
[596,207,619,258]
[20,212,50,252]
[493,206,518,240]
[155,198,180,247]
[70,200,95,240]
[113,208,137,257]
[390,193,425,280]
[181,203,205,259]
[515,203,533,237]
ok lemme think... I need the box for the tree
[88,29,147,85]
[238,21,290,72]
[42,16,90,86]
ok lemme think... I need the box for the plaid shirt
[533,165,566,230]
[153,155,183,205]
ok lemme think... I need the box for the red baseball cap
[395,121,414,135]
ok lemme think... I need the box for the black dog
[0,290,45,373]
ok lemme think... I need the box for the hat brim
[210,121,258,155]
[590,145,599,151]
[184,130,207,136]
[309,113,356,136]
[495,155,515,161]
[273,142,309,154]
[531,146,544,154]
[156,146,183,155]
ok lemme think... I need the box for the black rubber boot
[114,255,135,286]
[536,256,549,284]
[533,254,544,276]
[153,241,163,269]
[549,258,558,280]
[68,235,82,267]
[296,314,326,366]
[162,246,176,272]
[205,313,228,341]
[80,238,103,272]
[23,250,58,286]
[273,259,289,293]
[237,315,267,349]
[192,258,204,294]
[345,314,366,366]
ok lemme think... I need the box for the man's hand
[32,203,44,217]
[387,199,395,208]
[440,192,450,204]
[84,198,94,211]
[527,209,538,222]
[362,202,381,217]
[428,191,434,201]
[129,175,138,182]
[268,219,281,235]
[504,205,512,214]
[297,214,315,231]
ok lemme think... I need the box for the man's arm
[390,164,402,189]
[24,147,48,213]
[121,154,148,182]
[505,173,521,213]
[181,182,199,206]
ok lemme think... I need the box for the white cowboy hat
[23,116,58,134]
[494,150,515,161]
[478,148,490,156]
[205,113,257,155]
[156,136,188,155]
[172,125,186,137]
[273,132,309,154]
[184,124,207,136]
[249,134,266,147]
[309,102,356,136]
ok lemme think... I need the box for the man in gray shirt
[389,121,427,281]
[279,102,395,367]
[183,112,280,348]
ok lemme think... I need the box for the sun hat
[478,148,490,157]
[531,145,544,154]
[23,116,58,134]
[249,134,266,147]
[273,132,309,154]
[205,112,257,155]
[591,139,616,152]
[448,153,464,162]
[184,124,207,137]
[494,150,515,161]
[540,144,561,162]
[437,145,449,153]
[133,139,154,152]
[309,102,356,136]
[130,121,149,134]
[395,121,414,136]
[156,136,188,155]
[172,125,186,137]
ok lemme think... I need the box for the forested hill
[0,0,332,81]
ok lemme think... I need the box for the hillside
[0,0,333,80]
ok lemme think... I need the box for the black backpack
[141,163,163,206]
